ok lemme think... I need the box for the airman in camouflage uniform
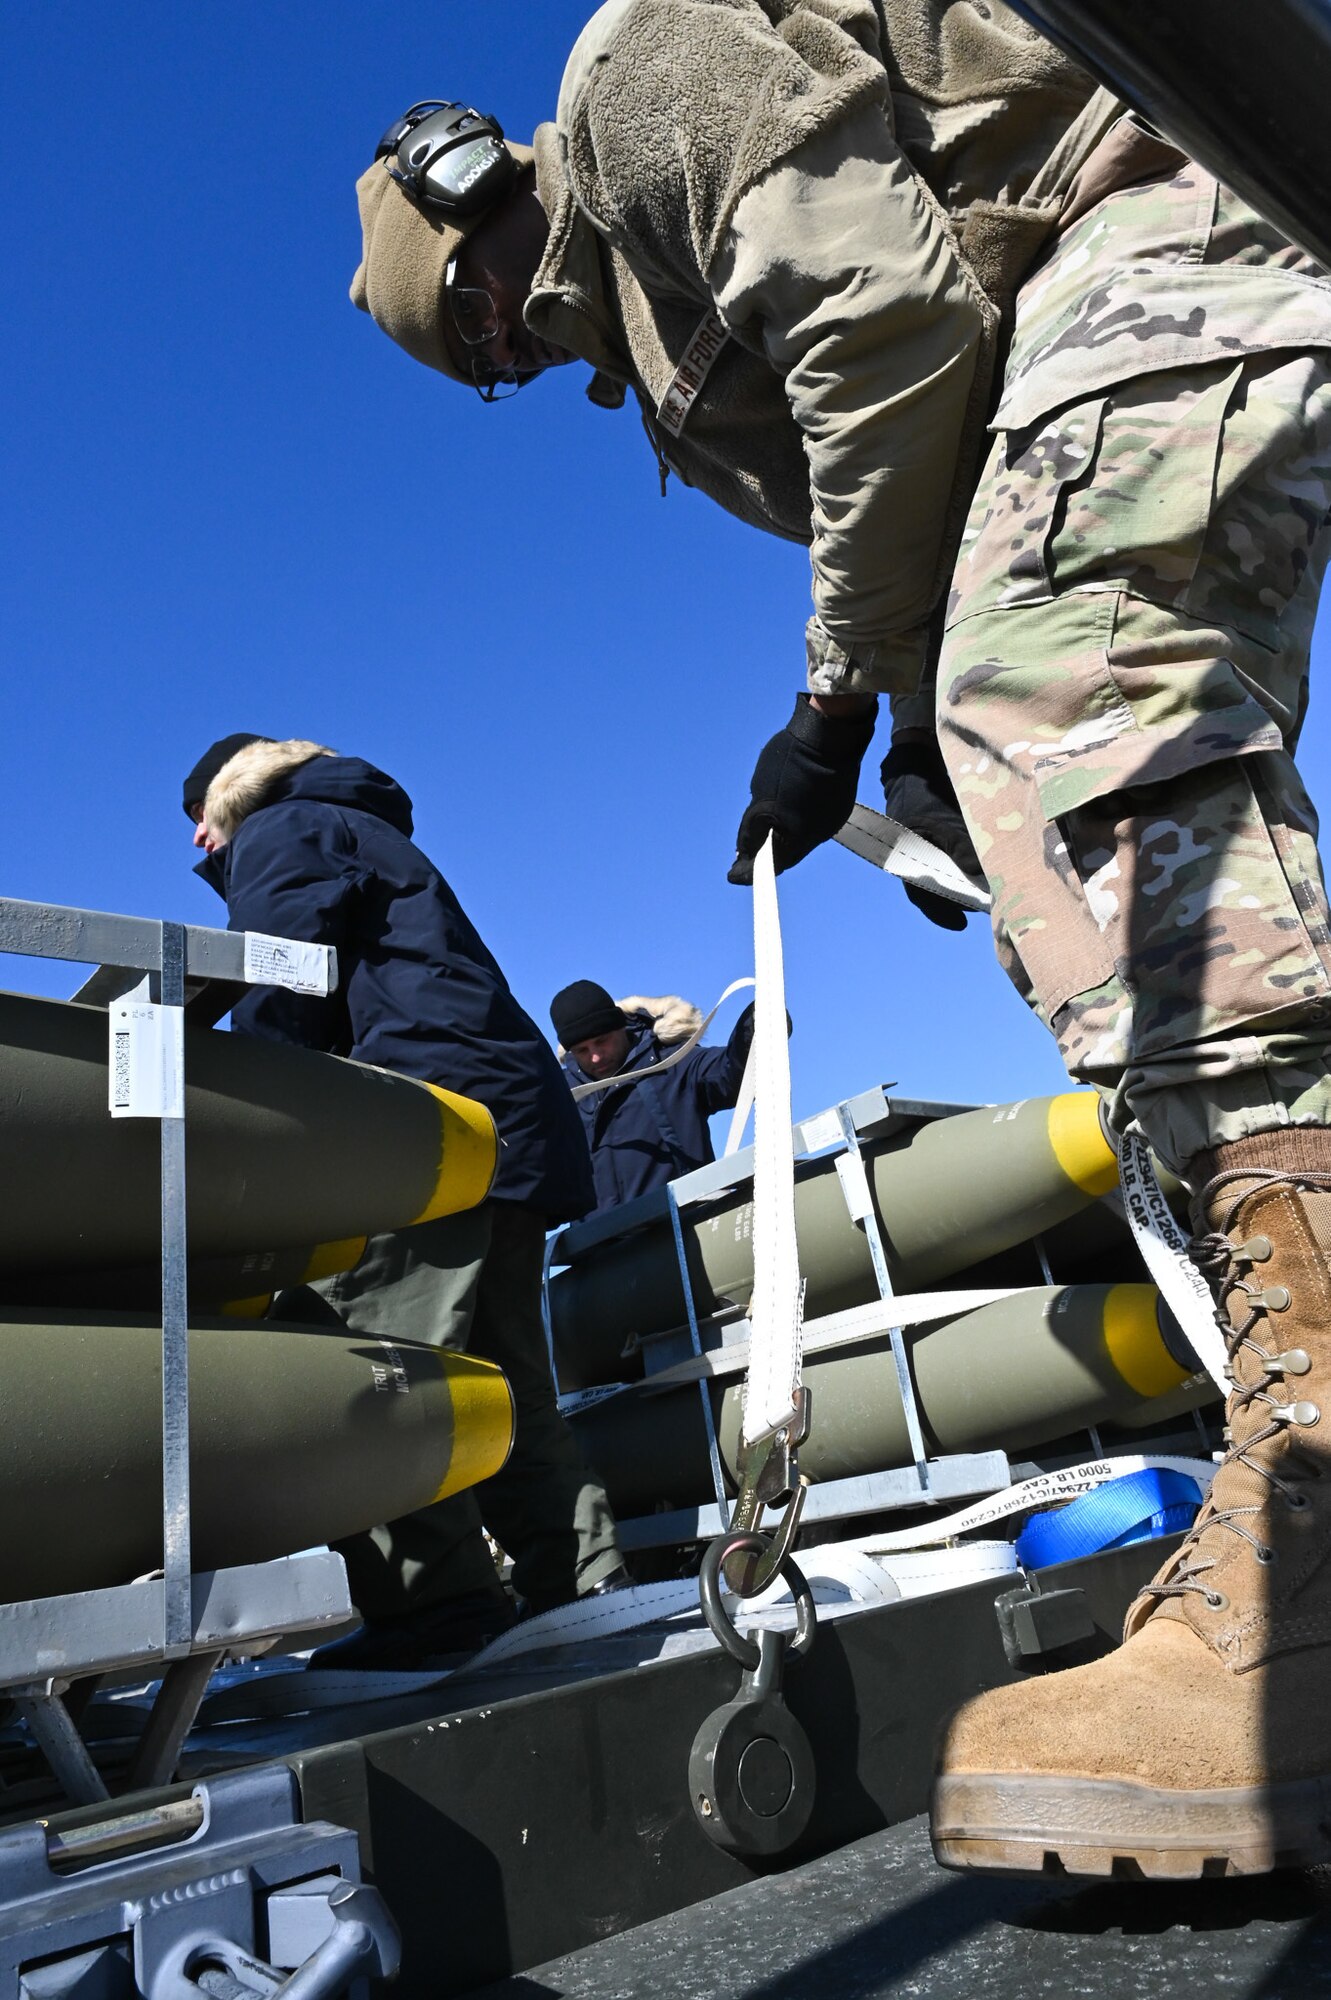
[922,160,1331,1880]
[351,0,1331,1878]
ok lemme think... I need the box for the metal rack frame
[548,1086,1014,1552]
[0,896,354,1803]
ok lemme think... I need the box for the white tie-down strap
[742,834,805,1447]
[836,803,992,913]
[723,1036,757,1156]
[854,1452,1216,1556]
[1118,1126,1230,1394]
[568,977,754,1102]
[198,1454,1215,1711]
[464,1580,702,1668]
[633,1287,1028,1393]
[744,1538,1017,1612]
[458,1539,1022,1674]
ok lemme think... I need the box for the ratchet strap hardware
[722,1391,811,1595]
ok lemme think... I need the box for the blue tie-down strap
[1015,1468,1202,1570]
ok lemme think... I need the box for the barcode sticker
[243,933,332,996]
[109,1002,185,1119]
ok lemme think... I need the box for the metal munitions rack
[0,897,355,1804]
[548,1086,1014,1553]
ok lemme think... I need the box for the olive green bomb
[0,1312,514,1601]
[0,992,495,1276]
[550,1092,1122,1388]
[569,1284,1214,1516]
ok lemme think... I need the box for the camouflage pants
[938,151,1331,1176]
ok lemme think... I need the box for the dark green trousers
[291,1200,622,1618]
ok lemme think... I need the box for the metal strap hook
[723,1397,812,1596]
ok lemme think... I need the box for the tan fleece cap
[350,143,534,383]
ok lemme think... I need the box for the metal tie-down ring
[691,1529,817,1857]
[698,1530,817,1667]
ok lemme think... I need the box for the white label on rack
[243,932,332,996]
[834,1146,875,1224]
[798,1109,843,1154]
[109,1002,185,1119]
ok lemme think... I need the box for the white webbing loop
[835,804,992,912]
[568,977,754,1101]
[741,834,805,1449]
[1118,1125,1230,1394]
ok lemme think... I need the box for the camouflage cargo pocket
[954,361,1243,619]
[943,615,1331,1035]
[1049,752,1331,1060]
[945,359,1304,830]
[1044,365,1243,603]
[941,351,1331,1031]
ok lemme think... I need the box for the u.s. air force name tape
[1118,1126,1230,1394]
[835,803,992,912]
[656,307,730,438]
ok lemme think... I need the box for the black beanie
[550,981,627,1048]
[182,734,271,816]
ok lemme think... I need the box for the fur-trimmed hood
[191,742,592,1223]
[203,739,337,844]
[619,995,703,1046]
[203,740,416,846]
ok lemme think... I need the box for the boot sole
[931,1771,1331,1879]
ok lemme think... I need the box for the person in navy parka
[183,734,625,1664]
[551,980,757,1216]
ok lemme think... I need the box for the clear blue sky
[4,5,1328,1126]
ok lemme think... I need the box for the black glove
[879,735,983,933]
[728,695,877,885]
[727,1000,791,1065]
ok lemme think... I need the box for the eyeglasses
[444,255,524,403]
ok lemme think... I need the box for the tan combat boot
[931,1137,1331,1878]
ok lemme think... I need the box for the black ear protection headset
[374,101,518,217]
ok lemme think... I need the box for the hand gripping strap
[835,804,992,911]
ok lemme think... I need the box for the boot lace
[1138,1166,1331,1612]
